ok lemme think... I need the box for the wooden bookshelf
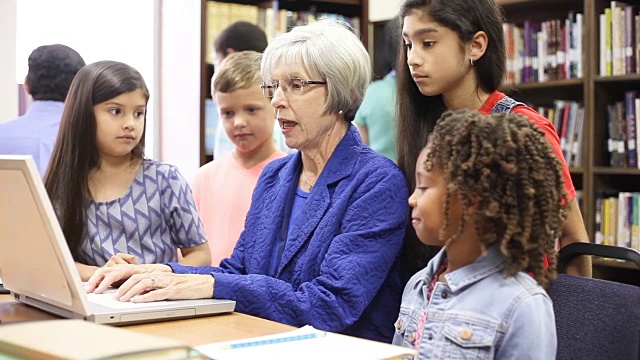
[199,0,369,164]
[594,73,640,82]
[499,0,640,277]
[503,78,584,91]
[593,167,640,175]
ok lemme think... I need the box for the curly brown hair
[424,109,568,287]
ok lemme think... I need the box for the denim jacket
[392,245,556,359]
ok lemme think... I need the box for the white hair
[261,18,371,121]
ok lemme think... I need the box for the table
[0,295,294,347]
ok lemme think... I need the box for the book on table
[194,325,418,360]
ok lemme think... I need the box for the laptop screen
[0,155,91,315]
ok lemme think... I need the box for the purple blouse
[77,160,207,266]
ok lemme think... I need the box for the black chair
[548,243,640,360]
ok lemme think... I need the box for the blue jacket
[393,245,557,359]
[169,125,407,342]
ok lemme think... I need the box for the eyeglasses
[260,78,327,97]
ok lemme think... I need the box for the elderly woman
[85,19,407,343]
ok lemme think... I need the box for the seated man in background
[0,44,85,177]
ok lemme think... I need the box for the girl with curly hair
[394,109,565,359]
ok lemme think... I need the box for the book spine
[624,6,635,74]
[596,197,604,244]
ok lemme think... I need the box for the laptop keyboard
[86,289,172,309]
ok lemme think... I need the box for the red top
[478,90,576,201]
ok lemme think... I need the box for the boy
[191,51,286,266]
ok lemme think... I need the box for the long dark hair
[44,61,149,257]
[396,0,506,276]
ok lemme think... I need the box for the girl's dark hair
[396,0,506,275]
[44,61,149,257]
[426,110,567,287]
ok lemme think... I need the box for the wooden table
[0,295,294,347]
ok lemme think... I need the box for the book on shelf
[204,98,217,156]
[206,2,260,64]
[205,1,362,63]
[608,101,628,168]
[194,325,417,360]
[605,91,640,169]
[596,191,640,251]
[598,1,640,77]
[503,13,583,84]
[625,90,638,168]
[533,100,584,167]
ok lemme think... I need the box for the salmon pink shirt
[191,150,286,265]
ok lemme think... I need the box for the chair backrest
[557,242,640,272]
[549,242,640,360]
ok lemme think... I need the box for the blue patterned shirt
[78,160,207,266]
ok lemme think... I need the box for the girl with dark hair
[44,61,210,281]
[394,109,561,358]
[396,0,590,277]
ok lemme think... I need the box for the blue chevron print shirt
[78,160,207,266]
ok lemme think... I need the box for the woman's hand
[85,263,172,294]
[104,253,138,267]
[114,273,215,303]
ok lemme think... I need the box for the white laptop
[0,155,235,325]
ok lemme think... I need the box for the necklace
[301,171,314,191]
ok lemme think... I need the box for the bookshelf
[199,0,369,164]
[357,0,640,275]
[499,0,640,276]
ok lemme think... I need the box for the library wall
[369,0,401,21]
[160,0,203,181]
[0,0,17,123]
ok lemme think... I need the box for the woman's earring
[470,58,474,66]
[338,110,344,114]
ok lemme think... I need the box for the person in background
[396,0,591,277]
[212,21,292,158]
[44,61,211,281]
[354,16,401,163]
[395,110,560,359]
[213,21,269,66]
[86,19,407,343]
[191,51,286,266]
[0,44,85,177]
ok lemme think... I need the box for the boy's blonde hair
[212,51,262,94]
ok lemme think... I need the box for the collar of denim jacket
[442,244,505,293]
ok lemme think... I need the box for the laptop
[0,155,235,325]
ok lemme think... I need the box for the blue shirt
[77,160,207,266]
[0,101,65,177]
[393,245,557,359]
[169,125,407,343]
[267,186,308,276]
